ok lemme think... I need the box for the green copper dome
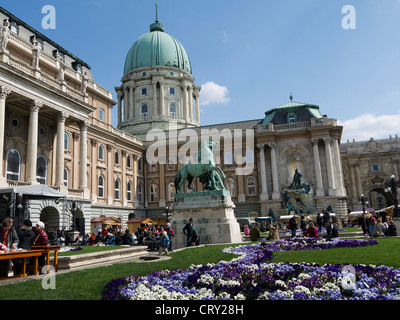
[124,20,192,75]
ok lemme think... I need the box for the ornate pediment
[371,176,384,185]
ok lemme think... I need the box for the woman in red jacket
[33,221,48,272]
[304,222,319,238]
[33,221,48,246]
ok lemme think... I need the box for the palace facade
[0,6,398,234]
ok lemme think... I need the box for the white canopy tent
[0,184,66,198]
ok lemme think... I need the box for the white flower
[275,280,287,288]
[294,285,311,297]
[234,293,246,300]
[298,273,311,280]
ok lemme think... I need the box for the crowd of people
[0,217,49,278]
[245,207,399,241]
[356,212,397,237]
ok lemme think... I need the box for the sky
[2,0,400,143]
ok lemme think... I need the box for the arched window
[6,149,21,181]
[98,175,105,198]
[169,103,177,117]
[98,144,104,160]
[64,167,69,187]
[115,150,120,166]
[127,181,132,202]
[64,132,70,151]
[137,183,143,203]
[226,178,235,197]
[150,184,158,202]
[224,152,233,165]
[247,176,256,196]
[115,179,120,200]
[141,104,149,118]
[36,155,47,185]
[168,182,175,201]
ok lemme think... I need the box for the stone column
[257,144,268,200]
[91,139,98,202]
[117,89,123,123]
[124,86,130,120]
[121,150,127,206]
[107,144,113,205]
[26,100,43,184]
[268,143,280,200]
[194,86,201,122]
[323,137,336,196]
[0,86,11,185]
[133,155,139,207]
[356,163,362,197]
[181,82,188,120]
[160,81,165,116]
[55,112,69,189]
[311,138,324,196]
[333,137,345,196]
[129,84,135,119]
[152,81,158,117]
[159,163,166,207]
[79,121,90,199]
[188,86,194,121]
[349,163,358,201]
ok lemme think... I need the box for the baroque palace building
[0,6,398,235]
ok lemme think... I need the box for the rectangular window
[99,108,105,122]
[10,22,19,35]
[141,88,147,95]
[372,164,380,172]
[169,87,175,95]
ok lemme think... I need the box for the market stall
[126,217,154,233]
[91,216,121,234]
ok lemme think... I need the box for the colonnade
[0,85,89,193]
[116,78,200,123]
[258,137,346,200]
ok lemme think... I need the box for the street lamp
[360,194,368,215]
[385,174,400,217]
[163,206,172,222]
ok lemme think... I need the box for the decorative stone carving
[0,86,11,99]
[0,19,10,52]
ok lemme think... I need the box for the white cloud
[338,113,400,142]
[199,81,230,106]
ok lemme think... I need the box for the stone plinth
[171,190,242,249]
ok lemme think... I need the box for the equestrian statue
[174,140,226,193]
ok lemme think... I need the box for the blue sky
[2,0,400,142]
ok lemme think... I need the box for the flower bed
[102,238,400,300]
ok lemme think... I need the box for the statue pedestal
[171,190,242,249]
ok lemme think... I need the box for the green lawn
[0,237,399,300]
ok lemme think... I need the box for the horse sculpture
[174,140,226,193]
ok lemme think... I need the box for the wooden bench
[32,245,61,272]
[0,249,43,280]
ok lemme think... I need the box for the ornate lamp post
[385,174,400,217]
[163,206,172,222]
[360,194,368,215]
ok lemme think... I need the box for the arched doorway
[368,188,391,210]
[40,206,60,232]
